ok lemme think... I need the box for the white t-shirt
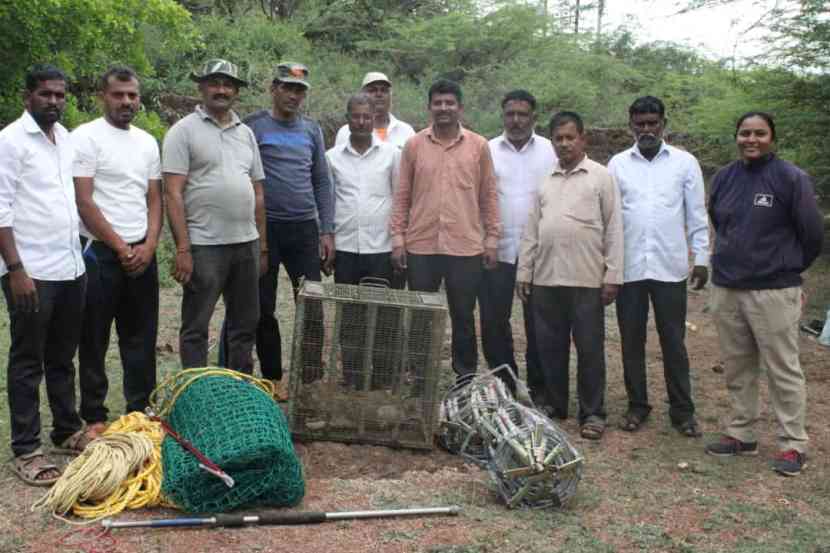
[71,117,162,243]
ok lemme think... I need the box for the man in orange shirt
[390,79,501,379]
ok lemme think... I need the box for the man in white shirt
[72,67,163,436]
[607,96,710,437]
[327,93,401,389]
[0,65,90,485]
[480,90,556,398]
[335,71,416,150]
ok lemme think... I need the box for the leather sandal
[9,449,61,486]
[620,411,647,432]
[53,428,96,455]
[580,418,605,440]
[674,418,702,438]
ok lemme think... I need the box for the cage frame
[287,280,449,450]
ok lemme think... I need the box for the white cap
[361,71,392,88]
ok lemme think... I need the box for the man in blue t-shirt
[220,62,333,385]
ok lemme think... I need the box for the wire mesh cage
[486,406,584,509]
[288,280,448,450]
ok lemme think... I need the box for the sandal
[580,418,605,440]
[674,418,702,438]
[620,411,647,432]
[53,428,96,455]
[9,449,61,487]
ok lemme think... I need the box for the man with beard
[607,96,710,437]
[390,79,501,382]
[163,59,266,373]
[0,65,90,485]
[480,89,556,397]
[71,66,162,434]
[516,111,622,439]
[335,71,416,150]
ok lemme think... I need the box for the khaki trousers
[711,285,808,453]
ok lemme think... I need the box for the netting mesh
[160,375,304,513]
[289,281,448,450]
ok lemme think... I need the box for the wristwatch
[6,262,22,272]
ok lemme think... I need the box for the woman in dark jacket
[704,111,824,477]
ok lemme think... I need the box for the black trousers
[477,261,541,394]
[180,241,260,372]
[532,285,606,423]
[3,274,85,457]
[79,239,159,422]
[408,254,482,377]
[615,279,694,424]
[220,219,322,381]
[334,251,402,389]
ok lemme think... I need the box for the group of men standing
[0,57,715,485]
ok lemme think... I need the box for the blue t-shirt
[244,111,334,232]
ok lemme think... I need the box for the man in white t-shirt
[334,71,415,150]
[71,66,163,435]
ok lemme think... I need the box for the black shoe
[772,449,807,476]
[705,436,759,457]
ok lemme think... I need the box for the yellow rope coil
[33,369,276,523]
[32,412,174,522]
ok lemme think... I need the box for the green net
[160,374,304,513]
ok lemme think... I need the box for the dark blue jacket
[708,154,824,289]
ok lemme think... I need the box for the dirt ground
[1,268,829,552]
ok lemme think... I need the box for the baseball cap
[274,62,310,89]
[190,58,247,87]
[361,72,392,88]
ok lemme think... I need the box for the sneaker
[705,436,759,457]
[772,449,807,476]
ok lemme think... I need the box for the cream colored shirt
[516,156,623,288]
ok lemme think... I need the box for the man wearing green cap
[228,61,332,385]
[162,59,267,373]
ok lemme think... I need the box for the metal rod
[102,506,462,530]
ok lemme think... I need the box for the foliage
[0,0,197,126]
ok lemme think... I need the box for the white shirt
[607,142,710,283]
[335,113,416,150]
[327,137,400,254]
[488,133,557,264]
[0,111,84,280]
[71,118,162,243]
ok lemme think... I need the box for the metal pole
[102,506,462,530]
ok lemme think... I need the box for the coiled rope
[32,412,170,522]
[34,369,279,522]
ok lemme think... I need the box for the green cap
[274,61,310,89]
[190,58,248,87]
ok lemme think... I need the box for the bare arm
[254,179,268,276]
[0,228,37,312]
[125,178,164,277]
[163,172,192,284]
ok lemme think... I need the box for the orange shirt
[390,126,501,256]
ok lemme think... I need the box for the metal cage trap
[438,366,584,508]
[288,279,448,450]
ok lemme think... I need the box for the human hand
[483,247,498,270]
[391,246,407,272]
[516,280,531,303]
[601,283,620,305]
[689,265,709,290]
[9,269,38,313]
[173,250,193,285]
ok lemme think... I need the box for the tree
[0,0,197,126]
